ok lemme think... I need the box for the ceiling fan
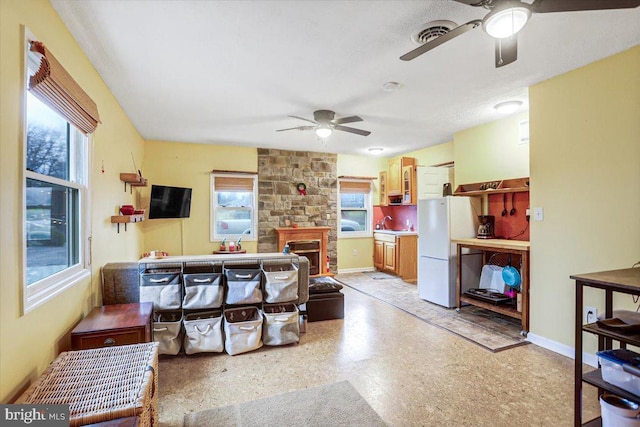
[400,0,640,68]
[276,110,371,138]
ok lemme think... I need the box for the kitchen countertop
[451,238,530,251]
[374,230,418,236]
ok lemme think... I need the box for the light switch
[533,207,544,221]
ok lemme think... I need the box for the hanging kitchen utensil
[502,255,521,288]
[510,193,516,216]
[502,193,507,216]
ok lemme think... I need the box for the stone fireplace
[257,149,337,271]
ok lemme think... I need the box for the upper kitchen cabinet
[402,165,416,205]
[379,171,388,206]
[387,157,415,200]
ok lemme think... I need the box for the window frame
[22,27,92,314]
[210,173,258,242]
[338,178,373,238]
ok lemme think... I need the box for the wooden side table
[71,302,153,350]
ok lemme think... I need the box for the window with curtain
[23,31,98,312]
[210,173,258,241]
[338,178,373,237]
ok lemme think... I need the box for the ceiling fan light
[315,125,332,138]
[482,4,531,39]
[494,100,522,114]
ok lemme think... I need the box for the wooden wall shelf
[111,214,144,233]
[120,173,147,193]
[454,177,529,196]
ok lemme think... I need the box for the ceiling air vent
[411,20,458,45]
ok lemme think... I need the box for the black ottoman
[306,277,345,322]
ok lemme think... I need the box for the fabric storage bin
[183,310,224,354]
[263,303,300,346]
[140,270,182,310]
[153,311,183,355]
[263,264,299,303]
[224,268,262,305]
[223,306,263,355]
[183,273,223,309]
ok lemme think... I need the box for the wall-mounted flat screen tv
[148,185,192,219]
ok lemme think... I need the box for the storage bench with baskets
[138,253,309,356]
[16,343,159,427]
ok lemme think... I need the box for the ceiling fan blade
[495,36,518,68]
[276,126,316,132]
[334,125,371,136]
[333,115,363,125]
[288,115,317,125]
[451,0,489,6]
[400,20,481,61]
[532,0,640,13]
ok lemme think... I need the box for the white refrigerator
[417,196,482,308]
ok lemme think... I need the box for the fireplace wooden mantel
[275,227,330,276]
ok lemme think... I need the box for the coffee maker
[477,215,495,239]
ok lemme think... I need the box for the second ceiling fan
[400,0,640,68]
[276,110,371,137]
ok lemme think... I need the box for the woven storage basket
[17,343,159,427]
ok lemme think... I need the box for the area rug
[183,380,386,427]
[335,272,528,352]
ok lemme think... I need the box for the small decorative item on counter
[284,218,291,227]
[236,237,242,250]
[283,244,290,254]
[375,223,381,230]
[120,204,135,215]
[292,223,299,228]
[219,238,227,251]
[229,241,236,251]
[296,182,306,196]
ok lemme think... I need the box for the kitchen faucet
[382,215,392,230]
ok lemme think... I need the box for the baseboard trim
[336,267,376,274]
[527,333,597,367]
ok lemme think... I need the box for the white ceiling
[51,0,640,157]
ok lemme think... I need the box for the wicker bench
[17,343,158,427]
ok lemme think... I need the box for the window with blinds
[338,178,373,237]
[23,31,93,312]
[210,173,258,241]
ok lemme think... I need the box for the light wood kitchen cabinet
[401,165,416,205]
[373,232,417,283]
[374,240,384,269]
[379,171,388,206]
[387,157,415,198]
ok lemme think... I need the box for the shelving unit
[453,177,529,196]
[120,172,147,193]
[111,214,144,233]
[572,268,640,426]
[453,238,530,334]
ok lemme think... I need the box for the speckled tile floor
[158,284,600,427]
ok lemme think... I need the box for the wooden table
[71,302,153,350]
[452,238,530,334]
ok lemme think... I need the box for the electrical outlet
[352,249,358,256]
[585,306,598,324]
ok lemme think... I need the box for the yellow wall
[405,141,454,167]
[454,112,529,185]
[336,154,386,272]
[0,0,145,401]
[529,46,640,352]
[142,140,258,255]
